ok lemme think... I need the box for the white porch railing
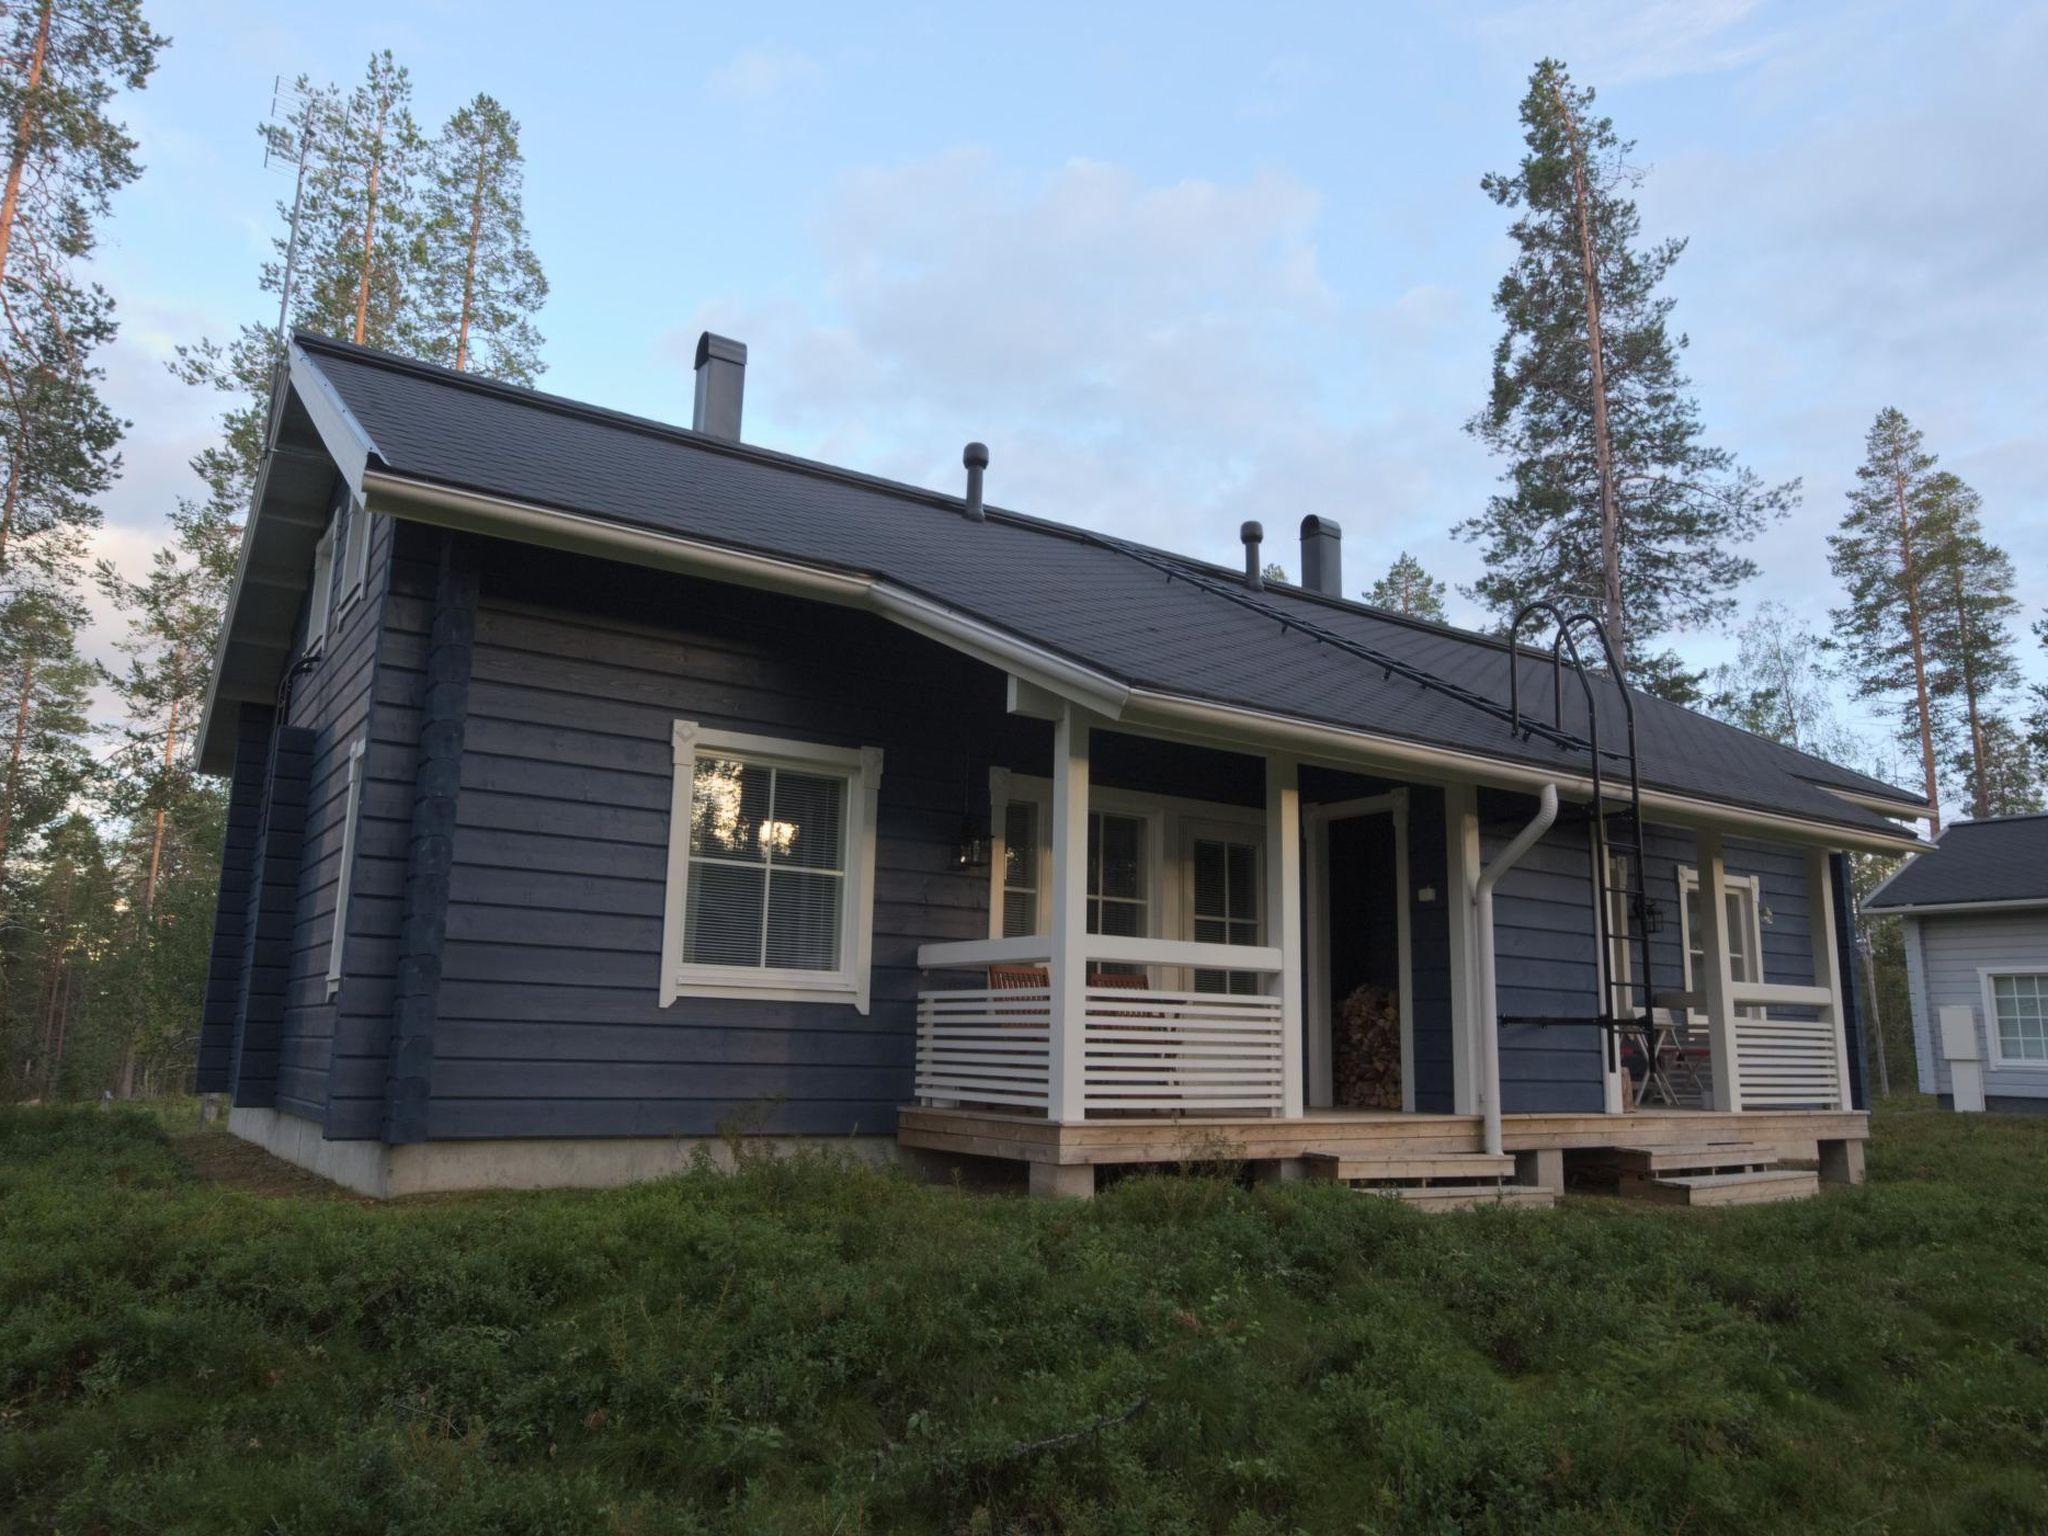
[1653,980,1847,1110]
[914,937,1286,1116]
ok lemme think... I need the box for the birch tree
[1828,408,1950,831]
[421,94,546,384]
[1461,59,1794,674]
[1365,552,1449,621]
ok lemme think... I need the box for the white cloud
[706,46,824,103]
[663,149,1485,582]
[1464,0,1780,85]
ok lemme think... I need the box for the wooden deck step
[1372,1184,1558,1212]
[1618,1168,1820,1207]
[1600,1142,1779,1176]
[1302,1151,1516,1184]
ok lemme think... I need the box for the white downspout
[1474,783,1559,1157]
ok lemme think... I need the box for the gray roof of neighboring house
[1864,814,2048,910]
[253,333,1927,837]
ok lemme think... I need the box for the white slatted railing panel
[915,988,1051,1109]
[1732,1014,1843,1109]
[1081,988,1285,1113]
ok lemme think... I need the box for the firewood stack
[1333,984,1402,1109]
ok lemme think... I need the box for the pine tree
[0,586,95,929]
[173,53,427,509]
[421,94,546,384]
[1948,714,2041,820]
[0,0,163,584]
[1365,552,1448,622]
[1828,408,1950,831]
[1919,472,2021,819]
[1460,58,1795,663]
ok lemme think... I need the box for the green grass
[2,1105,2044,1534]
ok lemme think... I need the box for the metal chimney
[1240,521,1265,588]
[692,332,747,441]
[1299,514,1343,598]
[963,442,989,520]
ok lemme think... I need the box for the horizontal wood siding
[268,509,403,1128]
[323,518,441,1138]
[1903,908,2048,1101]
[428,544,1008,1139]
[226,725,314,1106]
[195,703,272,1091]
[1477,790,1603,1112]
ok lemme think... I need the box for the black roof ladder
[1496,603,1660,1081]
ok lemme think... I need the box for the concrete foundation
[1514,1147,1565,1193]
[1027,1161,1096,1200]
[227,1107,904,1198]
[1818,1137,1866,1186]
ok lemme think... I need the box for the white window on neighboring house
[306,524,336,654]
[1982,971,2048,1066]
[661,723,884,1012]
[1678,866,1765,1015]
[326,737,367,998]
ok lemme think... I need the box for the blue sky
[87,0,2048,775]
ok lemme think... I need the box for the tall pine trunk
[455,159,485,370]
[352,104,389,346]
[142,689,182,915]
[1889,459,1942,834]
[0,648,35,894]
[1946,559,1989,819]
[1552,78,1624,661]
[0,1,52,293]
[0,439,20,573]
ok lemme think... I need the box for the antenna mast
[263,76,320,352]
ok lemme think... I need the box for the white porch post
[1047,704,1092,1122]
[1444,782,1482,1114]
[1265,752,1304,1118]
[1806,847,1854,1110]
[1694,828,1743,1111]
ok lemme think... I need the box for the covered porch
[905,694,1872,1198]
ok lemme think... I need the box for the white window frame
[985,770,1261,956]
[1978,968,2048,1070]
[1677,865,1766,1018]
[338,491,370,610]
[306,524,336,655]
[326,737,368,998]
[661,721,884,1013]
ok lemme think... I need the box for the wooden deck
[896,1104,1869,1169]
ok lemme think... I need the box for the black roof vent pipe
[963,442,989,520]
[1241,521,1264,588]
[1300,514,1343,597]
[692,332,748,441]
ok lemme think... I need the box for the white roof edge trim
[1818,782,1933,818]
[1862,897,2048,916]
[288,343,380,498]
[1118,689,1927,854]
[361,468,1923,855]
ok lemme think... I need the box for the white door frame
[1303,791,1414,1112]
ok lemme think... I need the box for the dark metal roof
[1864,814,2048,910]
[283,332,1926,838]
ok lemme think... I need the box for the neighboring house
[1864,814,2048,1114]
[191,330,1928,1199]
